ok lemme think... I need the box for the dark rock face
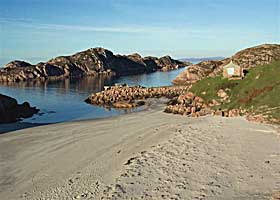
[0,48,189,82]
[173,44,280,85]
[0,94,39,123]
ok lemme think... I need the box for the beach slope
[0,100,279,199]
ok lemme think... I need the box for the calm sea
[0,67,187,123]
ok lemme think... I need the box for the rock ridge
[173,44,280,85]
[0,48,189,82]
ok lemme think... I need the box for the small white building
[223,60,244,79]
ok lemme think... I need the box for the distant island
[0,48,190,82]
[180,57,225,63]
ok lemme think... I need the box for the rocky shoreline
[86,84,279,124]
[0,48,190,83]
[84,85,226,117]
[164,91,243,117]
[84,84,225,116]
[0,94,39,123]
[85,84,189,108]
[164,89,279,124]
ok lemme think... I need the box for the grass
[189,60,280,123]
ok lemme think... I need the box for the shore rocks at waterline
[86,85,244,119]
[0,94,39,123]
[0,48,189,83]
[85,85,189,108]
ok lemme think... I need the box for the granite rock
[0,94,39,123]
[0,48,190,82]
[173,44,280,85]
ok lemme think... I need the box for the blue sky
[0,0,279,66]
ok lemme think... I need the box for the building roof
[223,60,240,68]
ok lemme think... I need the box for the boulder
[0,94,39,123]
[228,109,240,117]
[214,110,224,116]
[112,102,135,108]
[209,99,220,107]
[246,114,266,123]
[164,92,211,117]
[217,89,228,99]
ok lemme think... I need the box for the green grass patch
[189,61,280,123]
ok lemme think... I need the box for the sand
[0,99,279,200]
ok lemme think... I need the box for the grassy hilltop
[189,61,280,123]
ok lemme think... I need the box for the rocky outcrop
[4,60,32,69]
[230,44,280,68]
[173,60,226,85]
[164,92,244,118]
[0,48,189,82]
[0,94,39,123]
[85,85,189,108]
[173,44,280,85]
[154,55,191,71]
[163,89,276,123]
[164,92,212,117]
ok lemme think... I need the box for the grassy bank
[189,61,280,123]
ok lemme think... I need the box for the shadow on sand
[0,122,50,134]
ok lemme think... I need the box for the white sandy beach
[0,99,279,200]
